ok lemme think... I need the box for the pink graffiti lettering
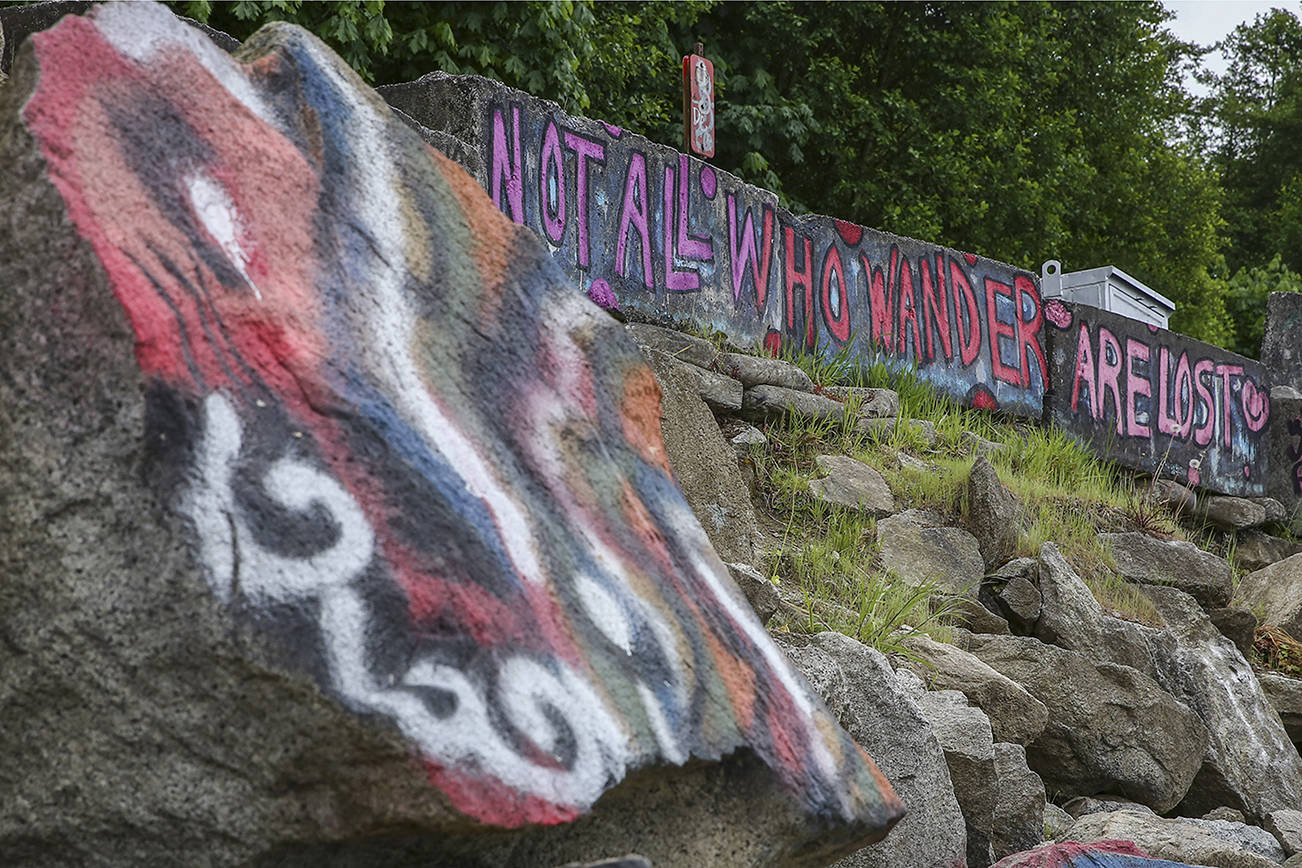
[562,130,605,267]
[491,105,524,224]
[727,196,774,310]
[615,153,653,289]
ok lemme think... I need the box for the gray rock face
[1148,477,1198,515]
[962,633,1207,813]
[798,633,968,868]
[1042,803,1074,839]
[729,423,768,449]
[1032,542,1158,677]
[1236,531,1302,573]
[877,510,984,595]
[1140,586,1302,822]
[726,563,780,625]
[1208,607,1259,658]
[951,597,1013,636]
[1266,808,1302,855]
[984,558,1041,633]
[1203,495,1269,530]
[718,352,815,391]
[823,386,900,420]
[915,690,998,868]
[1062,810,1281,868]
[1062,796,1157,818]
[648,350,764,565]
[897,634,1048,746]
[625,323,720,369]
[1102,531,1233,609]
[1238,553,1302,639]
[1175,818,1286,863]
[808,454,897,517]
[1260,673,1302,745]
[967,457,1022,570]
[643,348,742,413]
[1252,497,1289,524]
[742,384,845,424]
[992,743,1048,861]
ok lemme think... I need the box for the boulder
[950,596,1014,636]
[992,840,1190,867]
[822,386,899,419]
[1140,587,1302,822]
[876,510,984,596]
[646,349,764,565]
[1259,673,1302,745]
[625,323,720,369]
[896,633,1048,746]
[796,632,968,868]
[808,454,896,517]
[961,431,1006,459]
[992,742,1048,860]
[915,690,998,868]
[967,457,1023,570]
[1251,497,1289,525]
[1202,496,1269,531]
[1173,818,1285,863]
[1033,543,1158,677]
[742,384,845,424]
[1101,532,1233,609]
[0,6,903,864]
[726,563,781,625]
[729,423,767,449]
[983,558,1041,633]
[1147,478,1197,516]
[558,859,652,868]
[961,634,1207,813]
[1207,607,1258,658]
[1062,796,1156,818]
[1062,810,1280,868]
[1237,554,1302,639]
[1204,808,1250,824]
[1235,531,1302,573]
[1265,808,1302,855]
[718,352,815,391]
[643,348,742,413]
[1042,803,1075,840]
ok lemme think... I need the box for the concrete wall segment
[380,72,1050,419]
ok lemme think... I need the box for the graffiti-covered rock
[0,4,903,865]
[1045,301,1273,497]
[379,73,1051,419]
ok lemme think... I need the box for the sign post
[682,42,715,158]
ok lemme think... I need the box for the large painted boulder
[991,841,1198,868]
[0,4,901,865]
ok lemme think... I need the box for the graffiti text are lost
[485,101,1048,417]
[1046,302,1272,496]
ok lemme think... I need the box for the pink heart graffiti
[1241,378,1270,432]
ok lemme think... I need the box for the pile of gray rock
[634,320,1302,867]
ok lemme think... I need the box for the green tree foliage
[172,1,1238,345]
[1220,255,1302,358]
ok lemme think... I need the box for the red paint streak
[834,219,863,246]
[425,761,580,827]
[969,385,998,411]
[764,329,783,357]
[984,278,1020,386]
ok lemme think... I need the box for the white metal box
[1040,260,1175,329]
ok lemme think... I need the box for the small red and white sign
[682,52,715,158]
